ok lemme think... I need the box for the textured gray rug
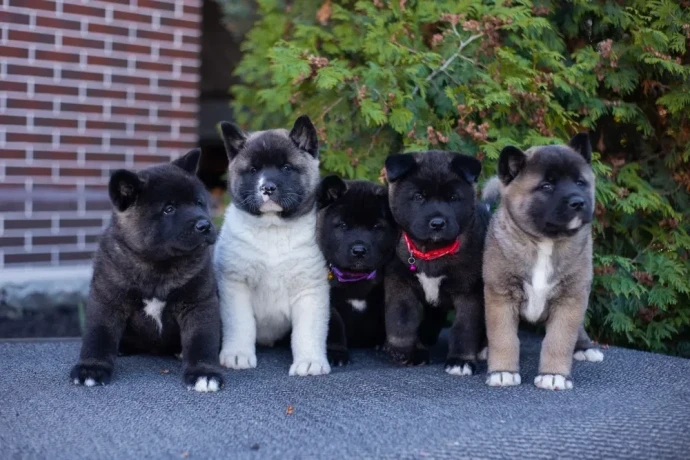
[1,335,689,460]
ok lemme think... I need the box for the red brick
[0,11,30,25]
[133,154,169,163]
[8,30,54,44]
[87,56,128,68]
[182,34,200,47]
[33,184,77,193]
[135,61,173,73]
[85,234,101,244]
[35,84,79,96]
[159,109,196,120]
[6,166,52,177]
[181,126,196,135]
[5,253,52,265]
[62,36,104,50]
[33,199,78,212]
[7,99,52,111]
[60,218,103,228]
[0,150,26,160]
[85,199,112,211]
[63,4,104,17]
[0,200,24,212]
[159,79,197,90]
[60,167,102,177]
[8,64,52,78]
[35,50,80,64]
[88,23,129,36]
[161,17,198,29]
[100,0,131,4]
[87,88,127,99]
[6,133,52,143]
[60,135,102,145]
[34,151,78,161]
[0,115,25,125]
[61,103,102,114]
[137,29,173,41]
[112,74,148,85]
[9,0,54,11]
[136,123,170,133]
[85,152,126,163]
[111,138,148,147]
[36,16,81,30]
[0,46,29,59]
[3,82,27,93]
[112,106,148,116]
[33,235,78,245]
[113,42,149,54]
[159,48,198,59]
[35,117,79,129]
[85,120,127,131]
[156,140,195,149]
[137,0,175,12]
[5,219,51,230]
[60,251,95,263]
[136,92,172,103]
[183,4,202,15]
[0,237,25,248]
[62,70,103,82]
[113,10,150,23]
[181,66,198,76]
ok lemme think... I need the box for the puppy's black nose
[261,181,277,195]
[568,196,585,210]
[195,220,212,233]
[429,217,446,231]
[351,245,367,258]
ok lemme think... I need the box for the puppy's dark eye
[196,200,205,207]
[413,192,425,202]
[337,222,348,230]
[539,183,554,192]
[373,222,384,230]
[163,205,176,214]
[281,164,292,172]
[576,179,587,187]
[249,167,258,174]
[450,194,459,201]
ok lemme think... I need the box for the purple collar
[329,265,377,283]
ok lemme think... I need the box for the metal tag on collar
[408,255,417,272]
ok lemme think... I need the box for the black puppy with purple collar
[316,176,399,365]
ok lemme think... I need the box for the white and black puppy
[70,150,223,392]
[214,116,331,376]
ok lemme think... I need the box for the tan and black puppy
[483,133,603,391]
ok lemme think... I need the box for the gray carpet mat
[1,335,689,459]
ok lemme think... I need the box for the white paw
[573,348,604,362]
[486,371,521,387]
[84,378,97,387]
[534,374,573,390]
[189,377,221,393]
[289,359,331,376]
[477,347,488,361]
[445,364,474,376]
[219,348,257,369]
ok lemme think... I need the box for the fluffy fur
[316,176,399,365]
[383,150,490,374]
[215,116,331,376]
[70,149,223,392]
[483,133,603,391]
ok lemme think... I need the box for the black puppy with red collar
[383,151,490,375]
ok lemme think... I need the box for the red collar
[403,232,460,261]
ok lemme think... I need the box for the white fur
[84,378,97,387]
[567,216,583,230]
[534,374,573,390]
[348,299,367,312]
[574,348,604,362]
[486,372,521,387]
[143,298,166,332]
[215,204,331,376]
[416,273,445,305]
[522,241,554,323]
[189,376,221,393]
[445,364,473,376]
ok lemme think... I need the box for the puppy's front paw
[534,374,573,390]
[184,369,223,393]
[289,359,331,376]
[486,371,521,387]
[219,348,257,370]
[444,358,475,376]
[384,344,430,366]
[573,348,604,362]
[327,349,350,367]
[70,362,112,387]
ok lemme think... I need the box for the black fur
[316,177,398,365]
[70,149,223,390]
[384,151,489,370]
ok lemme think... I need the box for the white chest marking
[416,273,445,306]
[143,298,166,332]
[348,299,367,312]
[523,241,554,323]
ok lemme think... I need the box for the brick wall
[0,0,202,268]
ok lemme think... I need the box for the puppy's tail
[481,176,502,209]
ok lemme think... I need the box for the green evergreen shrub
[220,0,690,356]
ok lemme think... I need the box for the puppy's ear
[171,148,201,175]
[109,170,143,212]
[451,153,482,184]
[568,132,592,164]
[385,154,416,182]
[316,175,347,209]
[289,115,319,158]
[219,121,247,161]
[498,146,526,185]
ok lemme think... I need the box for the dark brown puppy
[483,133,603,391]
[384,151,490,375]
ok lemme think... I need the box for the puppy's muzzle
[261,181,277,196]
